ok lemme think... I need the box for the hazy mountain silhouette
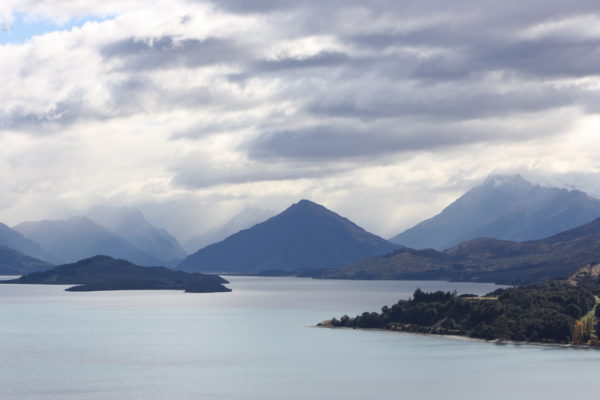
[178,199,398,273]
[324,216,600,285]
[0,245,53,275]
[183,207,275,253]
[390,174,600,250]
[0,222,49,261]
[14,217,162,266]
[86,205,187,264]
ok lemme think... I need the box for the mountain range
[0,245,52,275]
[178,199,399,273]
[3,174,600,286]
[0,222,49,260]
[8,206,187,268]
[322,215,600,285]
[390,174,600,250]
[14,216,164,267]
[85,205,187,264]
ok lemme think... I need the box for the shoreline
[313,325,600,350]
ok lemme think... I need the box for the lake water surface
[1,276,599,399]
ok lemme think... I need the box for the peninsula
[319,264,600,345]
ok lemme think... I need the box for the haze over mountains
[178,200,399,274]
[0,222,49,261]
[86,206,187,263]
[14,217,164,267]
[183,207,275,253]
[3,174,600,286]
[0,245,52,275]
[390,174,600,250]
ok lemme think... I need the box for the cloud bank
[1,0,600,239]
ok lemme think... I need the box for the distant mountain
[323,216,600,285]
[390,174,600,250]
[14,217,163,266]
[86,205,187,264]
[0,222,49,261]
[183,207,275,253]
[0,245,53,275]
[178,199,399,273]
[0,255,231,293]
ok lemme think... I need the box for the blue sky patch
[0,12,112,45]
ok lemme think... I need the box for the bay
[0,276,598,400]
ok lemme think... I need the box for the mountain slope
[0,245,53,275]
[86,205,187,264]
[178,199,399,273]
[390,174,600,250]
[183,207,275,253]
[0,255,230,293]
[0,222,49,261]
[324,216,600,285]
[14,217,163,266]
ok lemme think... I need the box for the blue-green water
[1,276,599,399]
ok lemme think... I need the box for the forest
[321,280,600,344]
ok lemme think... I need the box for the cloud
[1,0,600,240]
[101,35,242,70]
[245,111,575,162]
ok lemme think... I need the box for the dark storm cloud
[347,21,600,81]
[472,38,600,78]
[252,51,350,72]
[244,122,555,162]
[228,51,352,81]
[308,85,578,121]
[101,35,241,70]
[171,158,345,188]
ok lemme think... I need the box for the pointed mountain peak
[287,199,327,212]
[482,174,531,188]
[391,173,600,250]
[178,199,398,273]
[67,215,95,224]
[87,205,146,224]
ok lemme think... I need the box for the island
[319,264,600,345]
[0,255,232,293]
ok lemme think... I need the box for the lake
[1,276,599,399]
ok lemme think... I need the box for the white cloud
[1,0,600,241]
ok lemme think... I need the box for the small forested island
[0,255,231,293]
[320,264,600,345]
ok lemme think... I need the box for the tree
[572,321,585,345]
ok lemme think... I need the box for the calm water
[1,276,599,400]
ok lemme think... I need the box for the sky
[1,0,600,241]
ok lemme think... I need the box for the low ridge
[323,216,600,285]
[1,255,231,293]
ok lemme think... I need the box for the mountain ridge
[178,199,399,273]
[14,216,163,267]
[0,222,49,261]
[390,174,600,250]
[85,205,187,264]
[322,216,600,285]
[0,245,53,275]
